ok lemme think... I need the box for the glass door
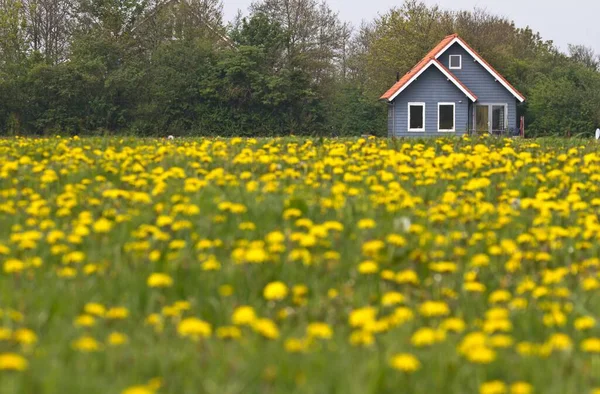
[491,105,506,134]
[475,105,489,134]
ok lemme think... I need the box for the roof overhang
[385,59,478,103]
[434,37,525,102]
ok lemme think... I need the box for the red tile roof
[380,34,458,100]
[380,33,525,102]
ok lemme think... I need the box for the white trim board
[449,55,461,69]
[434,37,526,103]
[438,102,455,132]
[387,59,477,103]
[407,102,425,132]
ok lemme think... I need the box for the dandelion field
[1,136,600,394]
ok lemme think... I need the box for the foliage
[0,0,598,136]
[528,63,600,137]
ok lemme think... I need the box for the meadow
[0,136,599,394]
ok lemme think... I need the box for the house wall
[387,104,393,137]
[389,67,471,137]
[438,43,518,131]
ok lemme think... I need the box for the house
[381,34,525,137]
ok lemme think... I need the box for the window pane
[409,105,423,129]
[450,56,461,68]
[476,105,489,133]
[439,105,454,130]
[492,106,505,131]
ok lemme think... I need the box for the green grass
[0,136,599,394]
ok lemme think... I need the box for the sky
[222,0,600,54]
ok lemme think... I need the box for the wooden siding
[438,43,518,131]
[389,67,470,137]
[387,104,393,137]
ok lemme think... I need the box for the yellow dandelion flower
[349,330,374,347]
[74,314,96,327]
[107,332,129,346]
[429,262,457,273]
[440,317,466,333]
[390,353,420,373]
[232,305,257,325]
[13,328,37,345]
[84,303,106,317]
[546,333,572,351]
[419,301,450,317]
[361,240,385,256]
[3,259,25,274]
[216,326,242,340]
[489,290,512,304]
[466,346,496,364]
[72,335,101,352]
[306,322,333,339]
[357,218,376,229]
[464,281,486,292]
[580,338,600,353]
[410,327,445,347]
[510,382,533,394]
[245,247,268,263]
[284,337,308,353]
[396,270,419,285]
[582,277,599,291]
[92,217,113,233]
[121,385,154,394]
[381,291,404,306]
[57,267,77,278]
[252,318,280,339]
[358,261,379,274]
[349,307,377,328]
[386,234,406,247]
[106,307,129,320]
[480,380,507,394]
[147,273,173,288]
[471,254,490,267]
[263,281,288,301]
[574,316,596,331]
[0,353,28,371]
[177,318,212,340]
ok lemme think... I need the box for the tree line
[0,0,598,137]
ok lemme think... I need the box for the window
[438,103,455,132]
[449,55,461,69]
[408,103,425,131]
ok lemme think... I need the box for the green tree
[527,63,600,137]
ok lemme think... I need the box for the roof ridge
[380,33,525,102]
[380,35,458,100]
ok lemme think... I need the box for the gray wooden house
[381,34,525,137]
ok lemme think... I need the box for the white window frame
[438,102,455,132]
[449,55,462,70]
[407,102,425,132]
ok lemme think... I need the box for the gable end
[434,37,525,102]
